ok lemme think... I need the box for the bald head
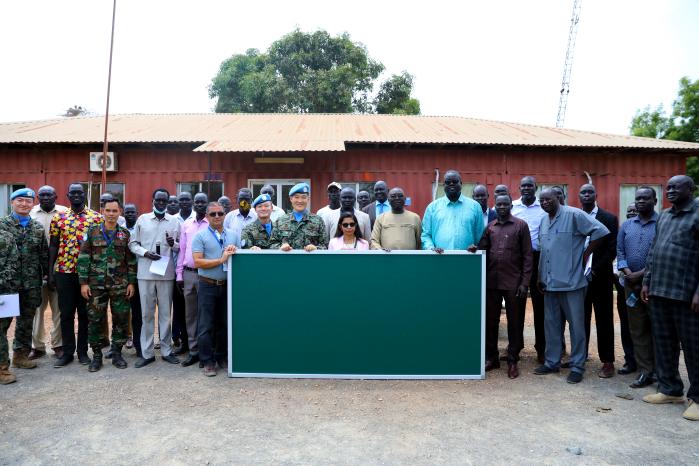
[494,184,509,197]
[472,184,489,212]
[37,185,57,212]
[666,175,696,207]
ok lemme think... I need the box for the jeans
[197,280,228,366]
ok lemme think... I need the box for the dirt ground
[1,303,698,466]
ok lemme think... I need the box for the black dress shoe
[162,354,180,364]
[88,356,103,373]
[135,357,156,368]
[630,373,655,388]
[182,353,200,367]
[618,364,638,375]
[112,352,128,369]
[78,354,91,365]
[173,345,189,356]
[485,360,500,372]
[53,355,74,368]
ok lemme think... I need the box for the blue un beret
[10,188,35,201]
[289,183,310,196]
[252,193,272,208]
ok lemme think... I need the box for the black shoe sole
[135,358,156,368]
[53,358,74,368]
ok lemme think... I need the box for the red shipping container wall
[0,143,685,219]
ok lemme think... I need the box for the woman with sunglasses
[328,212,369,251]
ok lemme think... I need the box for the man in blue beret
[0,188,49,371]
[269,183,327,251]
[241,194,275,250]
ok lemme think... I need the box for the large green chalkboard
[227,250,484,379]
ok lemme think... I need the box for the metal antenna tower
[556,0,582,128]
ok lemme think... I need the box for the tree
[630,77,699,187]
[62,105,88,117]
[209,29,420,115]
[375,72,421,115]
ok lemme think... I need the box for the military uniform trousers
[649,296,698,403]
[183,268,200,355]
[0,287,41,364]
[139,279,174,359]
[87,286,131,351]
[32,284,62,351]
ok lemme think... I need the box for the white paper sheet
[0,294,20,318]
[148,256,170,276]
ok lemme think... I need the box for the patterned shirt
[50,207,103,274]
[0,215,47,290]
[268,212,328,250]
[643,199,699,302]
[241,219,274,249]
[617,212,658,272]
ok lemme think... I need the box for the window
[536,184,568,205]
[248,179,311,214]
[82,182,125,210]
[619,184,662,219]
[432,182,478,200]
[340,181,376,209]
[177,181,224,202]
[0,183,26,215]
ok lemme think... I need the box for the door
[248,179,311,214]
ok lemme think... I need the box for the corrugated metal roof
[0,113,697,152]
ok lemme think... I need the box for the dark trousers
[486,289,523,363]
[519,250,545,355]
[56,273,88,357]
[171,280,187,348]
[197,280,227,366]
[615,278,636,368]
[625,285,654,375]
[584,275,615,363]
[649,296,698,403]
[130,281,143,358]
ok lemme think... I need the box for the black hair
[334,212,363,239]
[152,187,170,199]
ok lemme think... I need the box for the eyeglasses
[341,222,356,228]
[208,212,225,217]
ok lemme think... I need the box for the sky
[0,0,697,135]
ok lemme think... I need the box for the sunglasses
[341,222,356,228]
[208,212,225,217]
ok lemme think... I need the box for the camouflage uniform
[0,216,48,356]
[0,229,21,367]
[77,224,136,352]
[268,212,328,250]
[241,220,274,249]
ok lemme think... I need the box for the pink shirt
[176,216,209,281]
[328,237,370,251]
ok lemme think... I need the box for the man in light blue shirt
[534,189,609,384]
[421,170,484,251]
[192,201,238,377]
[223,188,256,244]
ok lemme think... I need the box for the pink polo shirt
[176,216,209,281]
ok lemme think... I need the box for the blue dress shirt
[421,194,484,250]
[617,212,658,272]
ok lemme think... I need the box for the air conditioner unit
[89,152,117,172]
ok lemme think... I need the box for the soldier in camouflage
[0,228,21,384]
[269,183,327,251]
[78,198,136,371]
[241,194,275,250]
[0,188,48,371]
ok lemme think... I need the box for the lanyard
[102,225,116,248]
[208,226,225,250]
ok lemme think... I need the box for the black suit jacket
[591,207,618,280]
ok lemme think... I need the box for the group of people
[0,172,696,421]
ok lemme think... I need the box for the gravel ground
[1,306,698,465]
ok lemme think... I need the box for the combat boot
[88,351,103,372]
[111,351,127,369]
[0,363,16,385]
[12,350,37,369]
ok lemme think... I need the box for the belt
[199,276,227,286]
[184,266,197,272]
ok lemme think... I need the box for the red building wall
[0,143,686,218]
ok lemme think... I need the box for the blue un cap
[252,193,272,208]
[11,188,35,201]
[289,183,310,196]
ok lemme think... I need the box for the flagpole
[101,0,117,193]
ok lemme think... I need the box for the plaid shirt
[643,198,699,302]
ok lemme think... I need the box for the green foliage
[375,72,421,115]
[209,29,420,115]
[630,77,699,188]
